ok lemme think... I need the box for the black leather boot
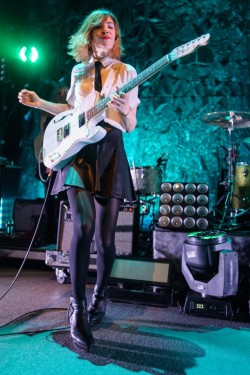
[88,286,107,326]
[68,297,94,351]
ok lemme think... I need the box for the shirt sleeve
[66,63,86,107]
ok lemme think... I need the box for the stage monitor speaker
[158,182,209,230]
[110,257,172,287]
[57,201,138,255]
[13,199,48,234]
[109,257,173,306]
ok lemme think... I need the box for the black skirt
[51,123,136,202]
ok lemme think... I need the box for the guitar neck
[86,33,210,120]
[120,54,172,94]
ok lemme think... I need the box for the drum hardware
[156,153,169,181]
[130,160,166,235]
[130,165,163,196]
[139,196,158,231]
[202,111,250,229]
[139,197,157,215]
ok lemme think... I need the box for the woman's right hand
[18,89,41,108]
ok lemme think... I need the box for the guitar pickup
[63,123,70,137]
[57,124,70,142]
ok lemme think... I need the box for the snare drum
[130,166,162,195]
[232,162,250,209]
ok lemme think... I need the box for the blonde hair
[68,9,124,62]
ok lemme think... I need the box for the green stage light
[19,46,39,62]
[30,47,38,62]
[19,46,28,62]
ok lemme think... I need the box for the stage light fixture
[19,46,39,63]
[158,182,209,230]
[181,230,239,319]
[19,47,27,62]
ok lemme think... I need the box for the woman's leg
[67,187,95,299]
[88,196,121,325]
[66,187,95,351]
[94,196,121,289]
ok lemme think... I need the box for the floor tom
[232,162,250,209]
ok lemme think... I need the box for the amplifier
[13,199,48,234]
[57,201,138,256]
[115,204,139,255]
[56,201,96,253]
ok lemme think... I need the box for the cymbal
[202,111,250,129]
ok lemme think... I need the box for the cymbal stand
[218,113,237,229]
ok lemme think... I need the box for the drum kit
[202,110,250,229]
[130,110,250,231]
[130,155,168,231]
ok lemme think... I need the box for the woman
[18,9,140,352]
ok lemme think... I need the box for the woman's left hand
[108,91,131,116]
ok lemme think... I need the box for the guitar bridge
[49,152,61,162]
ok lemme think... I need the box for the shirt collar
[89,56,117,68]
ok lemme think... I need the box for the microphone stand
[218,112,237,229]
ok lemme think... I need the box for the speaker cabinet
[13,199,48,234]
[56,202,72,252]
[56,201,96,253]
[158,182,209,230]
[0,165,21,229]
[115,205,139,255]
[57,201,138,255]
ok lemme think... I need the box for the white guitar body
[43,34,210,170]
[43,93,107,170]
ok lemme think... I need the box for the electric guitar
[43,33,210,170]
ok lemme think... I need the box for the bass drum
[232,162,250,209]
[130,166,162,195]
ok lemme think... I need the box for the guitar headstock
[170,34,210,61]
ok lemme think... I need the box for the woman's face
[91,16,117,55]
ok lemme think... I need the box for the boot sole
[88,312,105,326]
[72,337,94,352]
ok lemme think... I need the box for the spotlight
[182,230,239,319]
[19,46,39,63]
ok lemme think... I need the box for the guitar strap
[100,62,123,98]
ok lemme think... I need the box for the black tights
[67,187,121,300]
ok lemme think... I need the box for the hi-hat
[202,111,250,129]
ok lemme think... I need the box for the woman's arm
[120,103,137,133]
[18,89,72,115]
[108,91,138,132]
